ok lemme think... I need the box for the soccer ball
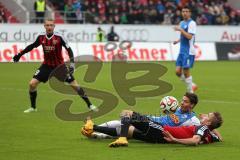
[160,96,179,114]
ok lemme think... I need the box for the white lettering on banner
[0,42,217,62]
[1,24,240,42]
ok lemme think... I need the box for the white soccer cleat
[91,132,113,139]
[89,105,99,112]
[24,108,37,113]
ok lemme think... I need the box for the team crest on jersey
[53,39,58,45]
[169,114,179,124]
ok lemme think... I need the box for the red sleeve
[195,125,220,143]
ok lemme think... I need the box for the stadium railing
[11,10,88,24]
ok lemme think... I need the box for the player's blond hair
[44,18,54,23]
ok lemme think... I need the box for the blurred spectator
[163,9,174,24]
[34,0,46,23]
[156,0,165,23]
[196,13,208,25]
[107,26,119,41]
[96,27,106,42]
[49,0,65,11]
[72,0,83,23]
[120,13,128,24]
[0,7,7,23]
[57,0,239,25]
[172,9,181,24]
[98,0,106,17]
[64,1,76,23]
[148,0,158,23]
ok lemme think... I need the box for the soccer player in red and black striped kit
[13,19,98,113]
[81,111,223,147]
[109,111,223,147]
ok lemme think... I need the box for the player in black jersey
[13,19,98,113]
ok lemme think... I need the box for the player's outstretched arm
[12,36,40,62]
[163,131,201,146]
[212,129,223,141]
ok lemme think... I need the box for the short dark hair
[182,6,191,12]
[184,92,198,106]
[210,112,223,130]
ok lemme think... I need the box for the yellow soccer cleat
[81,117,94,137]
[84,118,94,131]
[109,137,128,148]
[81,127,93,137]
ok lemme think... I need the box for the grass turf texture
[0,61,240,160]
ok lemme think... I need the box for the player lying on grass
[88,92,201,139]
[82,111,223,147]
[12,18,98,113]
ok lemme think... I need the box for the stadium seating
[0,0,239,24]
[59,0,240,25]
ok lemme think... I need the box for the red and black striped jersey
[164,125,220,144]
[28,32,70,67]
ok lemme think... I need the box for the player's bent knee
[29,83,36,90]
[29,80,38,89]
[127,126,135,138]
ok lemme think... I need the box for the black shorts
[131,112,165,143]
[33,64,75,83]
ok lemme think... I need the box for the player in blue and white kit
[173,6,197,93]
[86,92,200,139]
[148,106,199,127]
[147,92,199,126]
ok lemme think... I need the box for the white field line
[200,88,240,93]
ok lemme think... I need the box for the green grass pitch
[0,61,240,160]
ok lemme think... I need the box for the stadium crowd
[0,4,7,23]
[49,0,240,25]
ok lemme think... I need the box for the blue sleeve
[148,115,176,126]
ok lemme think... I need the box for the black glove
[13,53,22,62]
[69,62,75,74]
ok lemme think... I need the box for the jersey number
[34,70,40,76]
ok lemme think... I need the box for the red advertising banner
[0,42,217,62]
